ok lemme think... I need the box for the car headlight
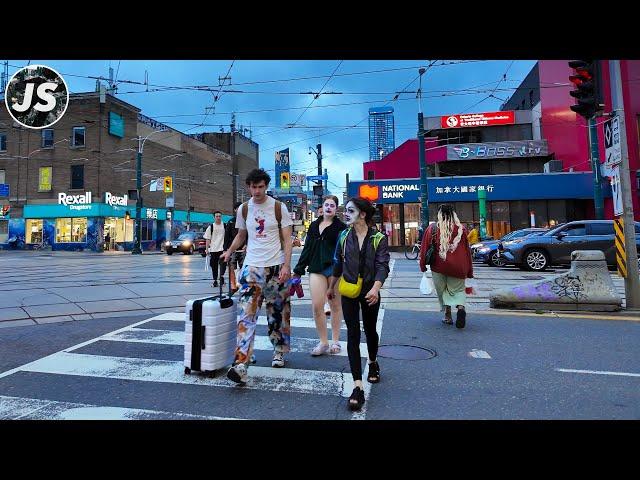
[478,247,490,253]
[165,241,171,246]
[471,243,484,249]
[182,241,191,247]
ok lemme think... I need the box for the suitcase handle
[201,325,206,349]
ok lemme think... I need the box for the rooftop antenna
[1,61,8,92]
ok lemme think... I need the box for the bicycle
[404,242,420,260]
[33,239,51,251]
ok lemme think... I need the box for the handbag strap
[357,229,372,277]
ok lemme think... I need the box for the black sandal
[348,386,365,411]
[367,361,381,384]
[456,307,466,329]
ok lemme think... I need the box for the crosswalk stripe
[19,351,353,397]
[102,327,366,357]
[0,395,237,420]
[143,313,347,331]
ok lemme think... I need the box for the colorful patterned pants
[234,265,291,365]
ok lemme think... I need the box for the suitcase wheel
[206,370,216,378]
[184,367,191,375]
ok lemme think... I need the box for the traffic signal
[568,60,603,119]
[164,176,173,193]
[280,172,290,190]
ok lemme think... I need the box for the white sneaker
[227,363,248,384]
[324,302,331,316]
[272,352,285,368]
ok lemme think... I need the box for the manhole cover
[377,344,437,360]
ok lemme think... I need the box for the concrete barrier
[490,250,622,312]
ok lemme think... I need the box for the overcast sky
[5,60,537,193]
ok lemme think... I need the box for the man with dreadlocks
[419,204,474,329]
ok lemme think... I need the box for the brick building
[0,92,258,251]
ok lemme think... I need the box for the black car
[164,232,207,256]
[500,220,640,271]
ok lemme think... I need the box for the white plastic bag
[420,271,434,295]
[204,254,210,271]
[465,277,478,295]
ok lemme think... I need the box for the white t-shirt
[203,222,225,252]
[235,196,293,267]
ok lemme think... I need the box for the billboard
[109,111,124,138]
[274,148,290,189]
[446,140,548,161]
[440,111,515,129]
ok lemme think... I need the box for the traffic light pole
[417,68,429,228]
[609,60,640,308]
[132,145,143,255]
[588,117,605,219]
[316,143,323,209]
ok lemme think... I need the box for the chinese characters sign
[146,208,158,219]
[434,184,495,195]
[441,111,515,129]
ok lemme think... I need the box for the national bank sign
[351,180,421,204]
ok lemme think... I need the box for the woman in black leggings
[328,197,390,411]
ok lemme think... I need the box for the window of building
[0,133,6,151]
[39,166,52,192]
[403,203,420,246]
[589,223,615,235]
[367,171,375,180]
[72,127,85,147]
[56,217,88,243]
[0,219,8,243]
[0,169,5,185]
[382,204,401,246]
[141,219,154,241]
[104,217,134,243]
[42,129,54,148]
[26,219,43,244]
[71,165,84,189]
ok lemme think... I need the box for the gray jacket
[332,227,390,288]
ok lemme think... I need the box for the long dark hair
[347,197,376,225]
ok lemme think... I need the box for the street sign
[166,196,174,208]
[611,166,623,217]
[604,116,622,168]
[0,184,9,197]
[307,174,327,182]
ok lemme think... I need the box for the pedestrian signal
[164,176,173,193]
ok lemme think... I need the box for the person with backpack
[224,201,246,294]
[220,168,294,384]
[293,195,347,356]
[203,211,226,288]
[419,204,474,328]
[327,197,390,411]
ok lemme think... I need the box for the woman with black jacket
[327,197,390,411]
[293,195,347,356]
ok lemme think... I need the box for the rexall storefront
[1,191,223,252]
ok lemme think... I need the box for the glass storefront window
[382,204,401,246]
[56,218,87,243]
[26,219,43,244]
[489,201,510,240]
[0,220,8,243]
[105,217,134,243]
[404,203,420,246]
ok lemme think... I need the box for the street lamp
[132,128,167,254]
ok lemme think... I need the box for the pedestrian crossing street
[0,310,385,420]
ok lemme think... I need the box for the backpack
[241,199,284,249]
[338,227,384,258]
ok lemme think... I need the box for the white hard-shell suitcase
[184,264,237,377]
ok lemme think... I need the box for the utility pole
[417,67,429,227]
[132,137,143,254]
[316,143,323,209]
[589,117,604,219]
[609,59,640,308]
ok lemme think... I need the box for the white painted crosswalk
[0,310,386,420]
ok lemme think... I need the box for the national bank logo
[358,184,379,202]
[4,65,69,129]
